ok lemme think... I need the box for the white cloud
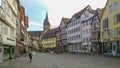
[51,24,59,29]
[28,22,43,31]
[21,0,107,30]
[29,22,43,28]
[41,0,107,28]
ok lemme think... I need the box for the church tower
[43,12,50,31]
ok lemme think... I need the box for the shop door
[9,47,14,59]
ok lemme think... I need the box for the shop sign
[114,37,120,40]
[103,39,111,41]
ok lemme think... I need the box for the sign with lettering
[103,39,111,41]
[113,37,120,40]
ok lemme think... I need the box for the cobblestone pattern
[0,52,120,68]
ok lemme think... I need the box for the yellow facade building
[42,37,56,49]
[100,0,120,55]
[42,28,57,52]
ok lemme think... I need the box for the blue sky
[20,0,47,31]
[20,0,107,31]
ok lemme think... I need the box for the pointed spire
[44,12,49,24]
[46,12,49,22]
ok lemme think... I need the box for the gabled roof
[73,5,91,19]
[42,28,57,39]
[87,9,96,14]
[82,17,93,23]
[62,17,70,24]
[97,8,104,19]
[100,0,108,22]
[59,17,70,28]
[46,28,57,35]
[28,31,41,37]
[56,27,60,32]
[68,5,94,24]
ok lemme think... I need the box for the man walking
[28,50,32,63]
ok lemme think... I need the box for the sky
[20,0,107,31]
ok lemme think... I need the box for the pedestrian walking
[28,50,32,63]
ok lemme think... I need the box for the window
[6,3,11,17]
[76,27,78,32]
[108,30,110,38]
[119,27,120,36]
[4,48,9,54]
[114,2,118,10]
[86,21,88,25]
[79,27,80,31]
[115,27,120,36]
[86,37,88,42]
[114,13,120,24]
[83,23,85,27]
[117,28,119,36]
[102,32,105,38]
[103,18,108,29]
[85,13,89,18]
[79,35,81,39]
[89,29,91,33]
[0,21,2,33]
[83,30,85,34]
[118,42,120,53]
[79,46,81,50]
[86,29,88,34]
[83,37,85,42]
[10,28,15,37]
[109,5,112,12]
[74,45,77,50]
[4,25,8,34]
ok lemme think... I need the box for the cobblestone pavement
[0,52,120,68]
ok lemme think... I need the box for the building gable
[60,21,65,30]
[71,17,76,21]
[81,7,95,21]
[60,17,69,29]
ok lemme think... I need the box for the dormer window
[85,13,89,18]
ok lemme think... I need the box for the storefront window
[4,48,9,54]
[74,45,77,50]
[117,41,120,53]
[12,48,14,53]
[79,46,81,50]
